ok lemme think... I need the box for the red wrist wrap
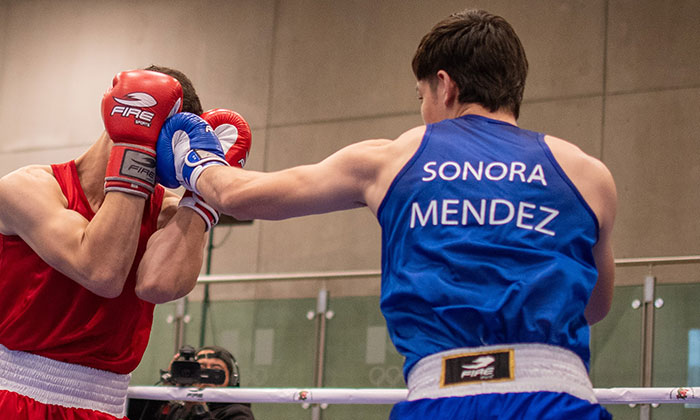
[104,144,157,198]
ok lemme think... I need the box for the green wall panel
[590,285,642,419]
[647,283,700,420]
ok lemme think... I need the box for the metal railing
[195,255,700,284]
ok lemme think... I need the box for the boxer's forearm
[197,145,370,221]
[136,209,207,303]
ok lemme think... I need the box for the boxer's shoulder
[0,164,60,199]
[0,164,64,235]
[542,134,616,228]
[352,125,427,213]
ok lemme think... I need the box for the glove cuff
[179,191,220,232]
[183,149,229,195]
[105,144,156,198]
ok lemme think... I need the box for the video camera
[161,345,226,386]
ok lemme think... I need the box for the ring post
[640,274,656,420]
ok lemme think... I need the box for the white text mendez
[410,161,558,236]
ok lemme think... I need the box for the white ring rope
[127,386,699,405]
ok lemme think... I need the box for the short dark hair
[144,65,203,115]
[411,9,528,118]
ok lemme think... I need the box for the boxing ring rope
[152,255,700,410]
[127,385,700,405]
[197,269,382,283]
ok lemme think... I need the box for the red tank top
[0,161,164,374]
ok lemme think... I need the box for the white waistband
[406,343,597,404]
[0,344,130,417]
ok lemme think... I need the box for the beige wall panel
[207,220,262,275]
[519,96,604,158]
[167,0,275,125]
[475,0,605,101]
[604,88,700,259]
[0,0,273,154]
[257,209,380,273]
[254,114,422,272]
[607,0,700,93]
[268,0,428,126]
[0,4,7,84]
[268,0,605,126]
[508,0,605,101]
[265,114,423,169]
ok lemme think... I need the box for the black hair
[143,65,203,115]
[412,9,528,118]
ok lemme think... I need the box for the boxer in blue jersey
[157,9,617,420]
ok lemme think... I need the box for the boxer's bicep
[0,166,89,273]
[287,142,379,212]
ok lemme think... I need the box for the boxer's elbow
[584,295,612,325]
[135,284,177,304]
[80,268,129,299]
[134,243,203,303]
[135,274,196,304]
[135,281,177,304]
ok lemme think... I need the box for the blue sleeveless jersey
[377,115,599,378]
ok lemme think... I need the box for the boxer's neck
[74,132,111,212]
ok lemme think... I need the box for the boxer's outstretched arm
[194,126,426,221]
[197,138,391,221]
[0,165,146,298]
[135,192,208,303]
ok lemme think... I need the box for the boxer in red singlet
[0,66,249,420]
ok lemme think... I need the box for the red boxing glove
[102,70,183,198]
[179,108,252,230]
[200,108,252,169]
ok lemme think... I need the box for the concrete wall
[1,0,699,292]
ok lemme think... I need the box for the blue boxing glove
[156,112,228,194]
